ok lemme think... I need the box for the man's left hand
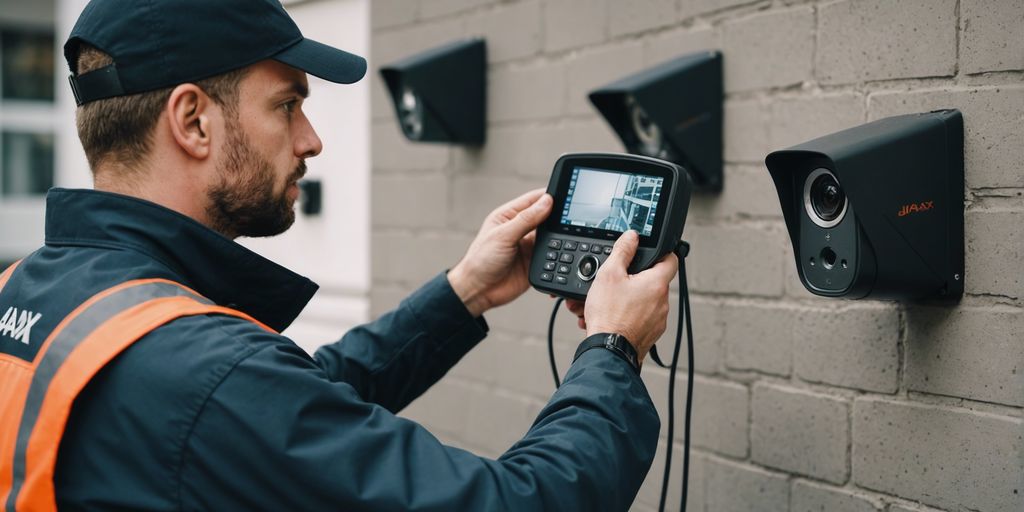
[448,188,553,317]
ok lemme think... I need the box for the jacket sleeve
[312,272,488,412]
[178,336,661,512]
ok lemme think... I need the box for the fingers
[499,193,553,241]
[490,188,546,223]
[644,253,679,283]
[565,299,585,316]
[602,230,639,273]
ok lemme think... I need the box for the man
[0,0,678,510]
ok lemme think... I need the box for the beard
[206,120,305,239]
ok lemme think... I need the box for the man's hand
[448,189,553,317]
[581,230,678,364]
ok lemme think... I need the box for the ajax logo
[1,307,43,345]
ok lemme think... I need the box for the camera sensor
[803,168,847,228]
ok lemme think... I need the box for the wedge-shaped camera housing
[589,51,723,192]
[380,39,486,145]
[766,110,964,300]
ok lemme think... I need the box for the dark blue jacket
[5,189,658,511]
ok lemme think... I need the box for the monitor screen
[560,166,665,237]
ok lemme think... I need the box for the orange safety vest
[0,261,275,511]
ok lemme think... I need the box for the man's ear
[166,84,214,160]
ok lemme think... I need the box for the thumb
[603,230,639,273]
[500,193,553,241]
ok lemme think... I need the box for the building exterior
[1,1,1021,511]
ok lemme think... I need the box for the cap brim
[274,38,366,84]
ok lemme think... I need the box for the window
[0,24,56,198]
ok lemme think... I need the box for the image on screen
[560,167,664,236]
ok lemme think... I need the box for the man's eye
[282,101,298,115]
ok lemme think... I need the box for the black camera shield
[589,51,723,192]
[530,153,692,301]
[765,110,964,300]
[380,39,486,145]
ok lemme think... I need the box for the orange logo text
[898,201,935,217]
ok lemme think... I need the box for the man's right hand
[580,230,678,365]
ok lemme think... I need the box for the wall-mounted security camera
[380,39,486,145]
[589,51,723,192]
[765,110,964,300]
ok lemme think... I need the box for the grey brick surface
[368,0,1024,506]
[636,446,705,512]
[723,99,770,164]
[791,480,882,512]
[793,304,900,393]
[419,0,495,19]
[608,0,677,37]
[721,302,795,376]
[372,173,450,228]
[463,388,543,457]
[688,165,784,221]
[965,210,1024,299]
[450,175,547,231]
[488,62,567,122]
[543,0,608,52]
[768,93,866,151]
[961,0,1024,74]
[686,224,788,297]
[371,0,418,29]
[721,7,814,92]
[371,16,466,65]
[706,458,789,512]
[371,231,471,285]
[565,41,646,116]
[679,0,760,21]
[817,0,957,84]
[371,121,450,171]
[644,373,750,458]
[905,305,1024,407]
[752,383,850,484]
[853,398,1024,512]
[666,296,724,374]
[642,26,716,66]
[465,1,542,63]
[453,118,620,177]
[868,86,1024,189]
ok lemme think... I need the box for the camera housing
[765,110,964,300]
[380,39,486,145]
[589,51,723,192]
[529,153,692,301]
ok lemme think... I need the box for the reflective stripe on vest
[0,276,275,511]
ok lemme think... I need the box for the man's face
[206,60,322,238]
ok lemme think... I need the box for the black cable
[545,242,693,512]
[549,297,564,388]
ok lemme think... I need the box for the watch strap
[573,333,641,374]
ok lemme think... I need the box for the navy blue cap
[65,0,367,106]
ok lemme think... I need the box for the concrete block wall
[368,1,1023,510]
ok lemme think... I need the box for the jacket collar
[44,188,318,333]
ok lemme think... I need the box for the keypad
[543,261,556,271]
[590,245,603,254]
[563,241,578,251]
[559,253,574,263]
[546,251,558,261]
[539,238,615,291]
[555,276,568,285]
[578,242,590,252]
[540,272,553,282]
[547,239,562,250]
[557,264,571,274]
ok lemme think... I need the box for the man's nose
[296,115,323,159]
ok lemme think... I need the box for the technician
[0,0,678,510]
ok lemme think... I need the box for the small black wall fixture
[589,51,723,192]
[299,179,322,216]
[380,39,486,145]
[765,110,964,300]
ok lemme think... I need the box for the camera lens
[399,87,424,140]
[802,169,848,228]
[810,174,845,221]
[627,96,664,158]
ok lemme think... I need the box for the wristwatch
[573,333,641,374]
